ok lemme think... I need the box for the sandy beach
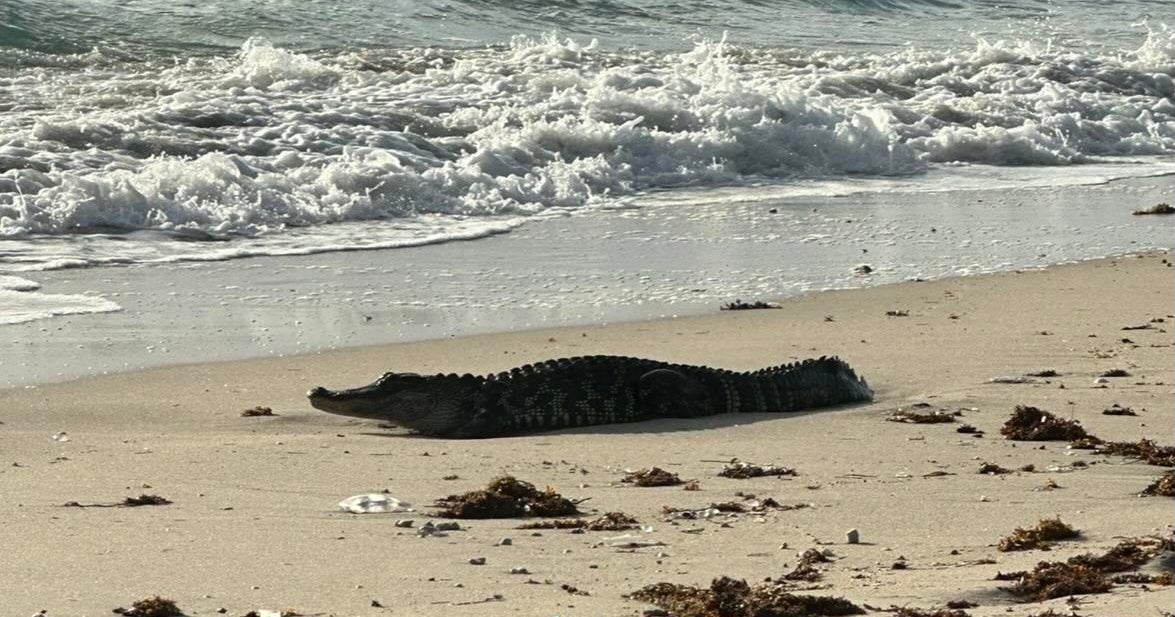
[1,251,1171,616]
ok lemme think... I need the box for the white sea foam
[0,289,121,325]
[0,275,41,291]
[1,33,1174,270]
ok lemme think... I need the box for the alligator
[308,355,872,438]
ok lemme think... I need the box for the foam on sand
[0,276,121,325]
[2,33,1174,270]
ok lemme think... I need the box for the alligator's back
[456,356,674,436]
[448,355,872,437]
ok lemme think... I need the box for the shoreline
[4,174,1174,390]
[2,251,1171,616]
[5,248,1169,395]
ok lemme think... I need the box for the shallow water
[0,0,1173,337]
[3,175,1169,388]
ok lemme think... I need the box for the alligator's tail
[745,356,873,412]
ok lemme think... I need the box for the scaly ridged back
[452,355,871,436]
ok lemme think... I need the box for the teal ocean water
[2,0,1170,56]
[0,0,1173,326]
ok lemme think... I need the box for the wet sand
[1,251,1171,616]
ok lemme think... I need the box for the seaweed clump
[997,538,1174,601]
[434,476,579,519]
[517,511,640,531]
[998,562,1112,601]
[997,517,1079,552]
[719,462,797,479]
[722,300,782,311]
[1000,406,1090,441]
[622,467,684,486]
[887,609,971,617]
[1095,439,1175,467]
[113,597,184,617]
[1133,203,1175,215]
[1142,470,1175,497]
[888,406,958,424]
[978,462,1011,475]
[779,548,831,582]
[64,494,172,508]
[630,576,865,617]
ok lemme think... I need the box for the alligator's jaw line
[308,387,389,421]
[307,355,873,439]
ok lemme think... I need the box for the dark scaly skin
[308,355,873,438]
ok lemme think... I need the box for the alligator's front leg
[637,369,710,418]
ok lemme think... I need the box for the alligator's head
[308,372,482,437]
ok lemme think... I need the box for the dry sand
[1,252,1172,616]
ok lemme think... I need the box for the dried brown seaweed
[997,517,1079,552]
[1102,404,1137,416]
[719,462,797,479]
[517,511,640,531]
[434,476,579,518]
[622,467,684,486]
[113,597,184,617]
[64,494,172,508]
[1000,406,1090,441]
[999,563,1112,601]
[630,576,865,617]
[1142,470,1175,496]
[722,300,782,311]
[998,537,1174,601]
[888,406,958,424]
[978,462,1011,475]
[1133,203,1175,215]
[1094,439,1175,466]
[887,608,971,617]
[780,548,830,582]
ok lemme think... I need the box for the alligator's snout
[308,386,329,398]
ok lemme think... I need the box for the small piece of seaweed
[718,462,797,479]
[888,608,971,617]
[1133,203,1175,215]
[113,597,184,617]
[1142,471,1175,497]
[240,406,276,417]
[1000,406,1089,441]
[64,494,173,508]
[1102,404,1137,416]
[1094,439,1175,467]
[622,467,684,487]
[997,517,1079,552]
[630,576,865,617]
[888,407,957,424]
[434,476,579,519]
[780,548,830,582]
[517,511,640,531]
[722,300,782,311]
[978,462,1011,475]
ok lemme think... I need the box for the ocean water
[1,0,1174,327]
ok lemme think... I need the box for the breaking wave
[1,31,1173,242]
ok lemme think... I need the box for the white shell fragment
[337,493,414,514]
